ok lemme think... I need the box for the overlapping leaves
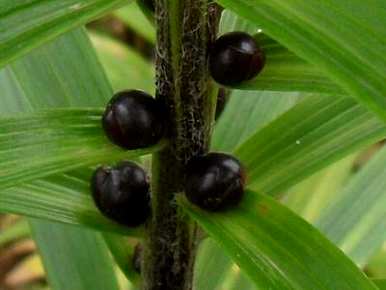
[217,0,386,121]
[0,0,129,67]
[182,191,378,290]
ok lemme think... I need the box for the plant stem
[142,1,220,289]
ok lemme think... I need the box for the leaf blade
[212,90,299,152]
[182,191,377,290]
[0,171,141,235]
[316,145,386,266]
[241,33,342,94]
[30,220,120,290]
[217,0,386,120]
[0,0,129,67]
[0,27,130,290]
[115,3,156,43]
[90,32,155,93]
[0,108,162,190]
[235,95,386,196]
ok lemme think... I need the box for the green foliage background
[0,1,385,290]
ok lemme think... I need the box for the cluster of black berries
[91,90,164,227]
[91,30,264,227]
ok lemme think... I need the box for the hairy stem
[142,1,220,290]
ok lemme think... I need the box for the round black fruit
[91,161,151,227]
[185,153,246,211]
[102,90,166,149]
[209,31,265,86]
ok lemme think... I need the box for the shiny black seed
[91,161,151,227]
[102,90,166,149]
[185,153,246,211]
[209,31,265,86]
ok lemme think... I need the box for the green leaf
[284,155,355,222]
[221,10,344,94]
[316,145,386,266]
[208,12,299,281]
[115,2,156,43]
[0,28,133,289]
[0,171,141,235]
[208,16,303,289]
[30,220,120,290]
[373,279,386,290]
[6,28,111,109]
[213,10,300,152]
[220,9,259,35]
[0,28,161,189]
[194,238,234,290]
[0,109,160,190]
[212,90,299,152]
[194,238,255,290]
[241,34,343,94]
[236,95,386,196]
[90,32,155,92]
[0,69,33,114]
[217,0,386,121]
[181,190,377,290]
[103,233,141,286]
[220,11,342,94]
[0,0,130,67]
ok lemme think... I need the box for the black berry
[185,153,246,211]
[209,32,265,86]
[102,90,166,149]
[91,161,151,227]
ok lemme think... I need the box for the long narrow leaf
[0,0,129,67]
[194,238,255,290]
[198,12,297,290]
[220,9,258,35]
[115,3,155,43]
[181,191,377,290]
[236,95,386,196]
[220,10,340,94]
[0,109,161,190]
[103,233,141,286]
[0,28,132,289]
[284,155,355,222]
[90,33,155,92]
[241,34,342,94]
[30,220,120,290]
[212,90,299,151]
[217,0,386,121]
[0,172,141,235]
[7,28,110,108]
[316,146,386,266]
[373,279,386,289]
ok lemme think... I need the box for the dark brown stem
[142,1,219,290]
